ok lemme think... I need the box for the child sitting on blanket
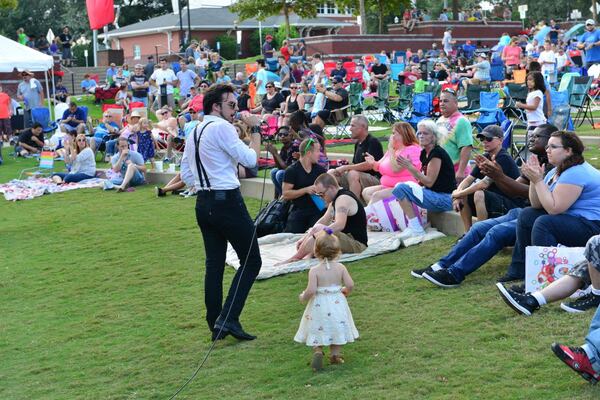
[294,229,359,372]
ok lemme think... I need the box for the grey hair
[417,119,443,144]
[352,114,369,129]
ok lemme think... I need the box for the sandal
[330,355,345,365]
[311,352,324,372]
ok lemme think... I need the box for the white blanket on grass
[226,228,445,280]
[0,177,104,201]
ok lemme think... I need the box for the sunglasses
[76,138,87,142]
[104,115,112,118]
[290,86,297,89]
[220,101,237,108]
[189,110,197,114]
[266,85,275,88]
[478,136,497,142]
[278,131,290,137]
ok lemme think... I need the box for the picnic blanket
[226,228,445,280]
[0,177,104,201]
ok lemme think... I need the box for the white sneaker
[399,227,426,240]
[103,180,115,190]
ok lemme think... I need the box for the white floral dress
[294,285,359,346]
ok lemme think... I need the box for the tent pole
[51,69,55,120]
[44,70,52,121]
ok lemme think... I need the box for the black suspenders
[193,121,214,190]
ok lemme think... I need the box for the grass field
[1,146,600,399]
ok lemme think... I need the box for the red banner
[86,0,115,30]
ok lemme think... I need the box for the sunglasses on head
[442,88,456,95]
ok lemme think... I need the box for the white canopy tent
[0,34,55,118]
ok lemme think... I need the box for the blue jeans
[392,183,453,212]
[106,139,118,156]
[508,207,600,280]
[583,306,600,374]
[270,168,286,197]
[52,172,95,183]
[439,208,522,282]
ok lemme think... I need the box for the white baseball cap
[586,19,596,26]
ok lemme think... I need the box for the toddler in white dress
[294,229,359,371]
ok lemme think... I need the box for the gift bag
[525,246,586,293]
[364,196,425,232]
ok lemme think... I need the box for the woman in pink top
[501,37,522,75]
[362,122,422,204]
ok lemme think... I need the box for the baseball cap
[130,110,142,118]
[265,34,273,40]
[586,19,596,26]
[477,125,503,140]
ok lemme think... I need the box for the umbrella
[564,23,585,42]
[46,28,55,44]
[534,26,551,43]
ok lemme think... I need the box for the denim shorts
[392,183,453,212]
[111,170,145,187]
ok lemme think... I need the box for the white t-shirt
[150,68,178,94]
[556,53,568,70]
[526,90,546,125]
[538,50,557,76]
[312,61,325,85]
[442,31,453,53]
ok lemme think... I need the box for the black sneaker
[422,269,460,288]
[509,283,526,293]
[497,273,522,283]
[410,265,434,279]
[560,292,600,313]
[155,187,166,197]
[496,283,540,316]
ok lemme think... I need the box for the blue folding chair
[30,107,58,134]
[265,58,278,72]
[473,92,506,132]
[549,90,573,130]
[501,119,514,151]
[390,63,405,81]
[402,92,433,129]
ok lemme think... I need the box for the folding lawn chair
[397,84,413,112]
[548,90,573,130]
[30,107,58,135]
[501,119,514,153]
[401,92,433,129]
[502,83,528,128]
[348,81,363,114]
[461,84,489,114]
[472,92,506,132]
[18,150,56,179]
[570,76,594,127]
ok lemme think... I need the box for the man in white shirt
[150,57,178,109]
[442,27,455,56]
[184,84,263,341]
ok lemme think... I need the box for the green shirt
[438,113,473,164]
[18,33,27,46]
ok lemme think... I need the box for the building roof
[103,7,355,39]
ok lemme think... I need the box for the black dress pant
[195,189,262,330]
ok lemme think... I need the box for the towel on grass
[226,228,445,279]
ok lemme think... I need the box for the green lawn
[1,153,600,399]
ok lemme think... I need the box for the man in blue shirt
[60,102,86,134]
[578,19,600,69]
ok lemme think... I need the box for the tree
[230,0,318,38]
[337,0,409,34]
[0,0,17,9]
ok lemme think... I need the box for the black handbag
[254,199,290,237]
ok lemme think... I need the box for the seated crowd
[4,25,600,382]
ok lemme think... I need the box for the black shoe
[422,269,461,288]
[410,265,434,279]
[496,283,540,316]
[497,273,522,283]
[509,283,526,293]
[155,187,166,197]
[561,292,600,313]
[214,320,256,341]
